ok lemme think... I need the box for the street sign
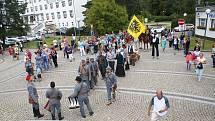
[178,19,185,25]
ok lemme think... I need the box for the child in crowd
[186,52,194,70]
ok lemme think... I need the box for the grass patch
[24,36,89,49]
[190,37,214,51]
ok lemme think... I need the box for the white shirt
[153,97,166,112]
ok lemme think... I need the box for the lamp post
[76,18,80,39]
[71,22,76,37]
[203,8,211,49]
[183,13,187,32]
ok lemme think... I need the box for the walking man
[151,31,159,59]
[78,60,91,88]
[90,58,99,86]
[46,82,64,120]
[105,67,117,105]
[26,75,44,118]
[97,51,108,79]
[68,76,94,118]
[148,90,170,121]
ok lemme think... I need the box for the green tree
[0,0,27,49]
[84,0,128,35]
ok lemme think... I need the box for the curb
[0,86,214,105]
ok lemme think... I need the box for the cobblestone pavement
[0,47,215,121]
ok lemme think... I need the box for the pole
[78,21,80,39]
[203,13,208,49]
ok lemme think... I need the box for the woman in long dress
[115,50,125,77]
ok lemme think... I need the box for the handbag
[44,100,51,112]
[28,96,36,104]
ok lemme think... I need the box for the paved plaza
[0,47,215,121]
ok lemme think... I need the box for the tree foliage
[0,0,27,37]
[116,0,196,17]
[83,0,128,35]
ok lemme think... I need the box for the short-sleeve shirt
[150,96,170,112]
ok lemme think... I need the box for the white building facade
[195,6,215,39]
[22,0,88,34]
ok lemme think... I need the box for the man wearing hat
[68,76,94,118]
[151,31,160,59]
[26,75,44,118]
[104,67,117,105]
[90,58,99,86]
[78,60,91,88]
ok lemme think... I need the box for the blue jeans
[43,61,49,71]
[196,69,203,81]
[78,96,93,117]
[107,87,112,101]
[50,103,61,115]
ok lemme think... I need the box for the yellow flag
[127,15,146,39]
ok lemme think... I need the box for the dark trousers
[152,43,159,57]
[144,42,149,50]
[99,65,106,78]
[213,57,215,67]
[52,56,58,67]
[108,61,115,72]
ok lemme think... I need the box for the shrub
[197,26,206,30]
[209,28,215,31]
[154,16,173,22]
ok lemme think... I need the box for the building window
[45,4,48,10]
[56,2,59,8]
[26,8,29,13]
[63,11,67,18]
[62,1,66,7]
[199,18,206,27]
[39,5,43,10]
[51,13,55,19]
[46,13,49,20]
[68,0,72,6]
[30,7,33,12]
[34,0,36,3]
[41,13,44,21]
[36,15,39,21]
[50,3,53,9]
[69,10,73,18]
[57,12,61,19]
[35,6,38,11]
[211,19,215,28]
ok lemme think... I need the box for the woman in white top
[193,47,201,59]
[195,53,206,81]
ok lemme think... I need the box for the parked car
[174,27,180,32]
[35,35,42,40]
[17,36,27,43]
[5,38,18,46]
[151,26,165,33]
[185,24,194,30]
[26,35,36,41]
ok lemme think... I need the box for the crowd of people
[1,27,215,120]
